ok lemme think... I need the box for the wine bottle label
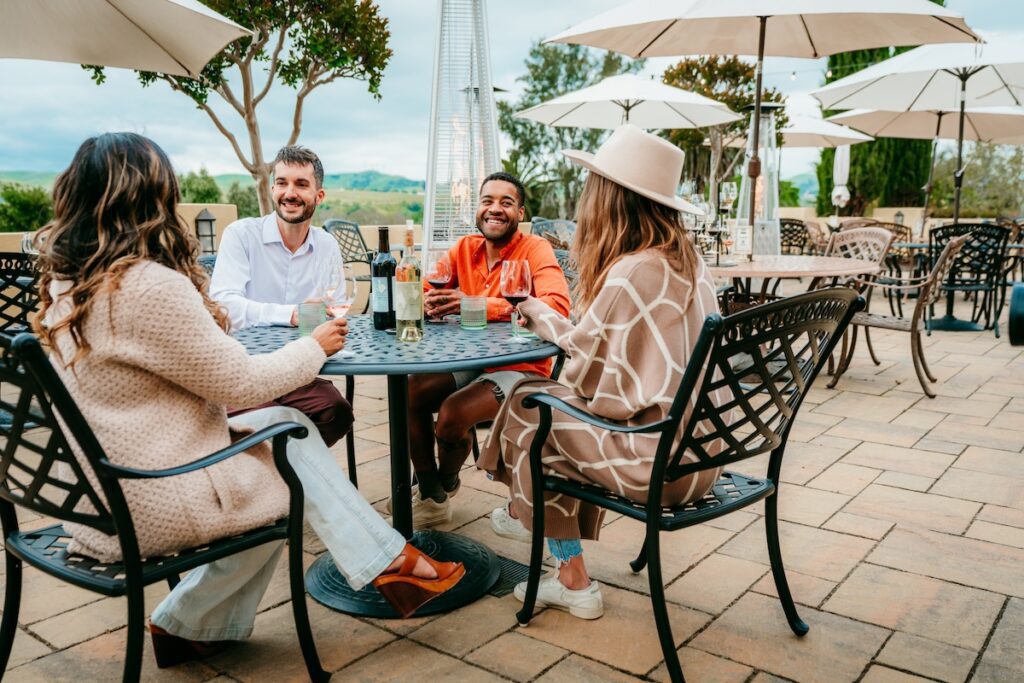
[733,223,752,256]
[372,276,393,312]
[394,281,422,320]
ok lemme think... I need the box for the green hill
[1,169,426,194]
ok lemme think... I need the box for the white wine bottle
[395,227,423,342]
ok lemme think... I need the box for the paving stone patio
[3,294,1023,682]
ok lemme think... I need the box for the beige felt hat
[563,124,704,216]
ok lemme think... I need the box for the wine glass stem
[511,310,519,338]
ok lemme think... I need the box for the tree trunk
[255,168,273,215]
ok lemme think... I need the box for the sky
[0,0,1019,182]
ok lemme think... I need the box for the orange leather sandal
[372,544,466,618]
[148,622,231,668]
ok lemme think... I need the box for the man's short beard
[476,217,519,243]
[276,201,316,225]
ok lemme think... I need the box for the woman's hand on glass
[311,317,348,356]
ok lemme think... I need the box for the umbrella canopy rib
[107,0,192,76]
[798,16,819,59]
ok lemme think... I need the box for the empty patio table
[234,315,559,618]
[708,254,881,303]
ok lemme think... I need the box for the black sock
[416,470,447,503]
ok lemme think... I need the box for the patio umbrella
[828,107,1024,220]
[832,144,851,219]
[812,36,1024,222]
[546,0,978,227]
[0,0,251,78]
[514,73,741,130]
[723,114,874,148]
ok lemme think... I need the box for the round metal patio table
[707,254,880,303]
[234,315,559,618]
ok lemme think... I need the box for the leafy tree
[87,1,392,215]
[226,181,260,218]
[498,41,644,218]
[661,56,787,209]
[779,180,801,208]
[179,168,223,204]
[816,0,944,215]
[0,182,53,233]
[929,143,1024,218]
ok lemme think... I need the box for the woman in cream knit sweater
[34,133,463,668]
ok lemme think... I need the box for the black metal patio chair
[514,288,864,683]
[0,253,40,430]
[779,218,809,254]
[197,253,217,277]
[929,223,1011,337]
[0,332,329,683]
[531,219,576,251]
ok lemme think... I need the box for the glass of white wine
[320,259,356,358]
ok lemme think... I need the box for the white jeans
[149,406,406,641]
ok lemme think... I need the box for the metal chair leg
[515,500,546,626]
[122,584,146,683]
[345,375,358,488]
[0,552,23,673]
[289,537,330,682]
[863,327,881,366]
[911,333,936,398]
[765,490,809,636]
[629,537,648,573]
[913,331,937,384]
[646,529,685,683]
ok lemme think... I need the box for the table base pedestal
[927,315,984,333]
[305,530,500,618]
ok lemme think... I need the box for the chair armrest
[853,277,927,293]
[98,422,309,480]
[521,392,667,435]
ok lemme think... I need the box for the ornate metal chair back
[0,333,128,541]
[323,219,373,266]
[659,288,864,483]
[531,219,576,251]
[779,219,809,254]
[0,253,40,333]
[930,223,1011,286]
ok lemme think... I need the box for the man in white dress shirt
[211,145,353,446]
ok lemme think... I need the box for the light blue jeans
[149,406,406,641]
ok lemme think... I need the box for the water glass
[297,302,325,336]
[460,296,487,330]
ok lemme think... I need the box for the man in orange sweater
[395,172,571,528]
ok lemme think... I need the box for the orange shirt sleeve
[527,239,572,317]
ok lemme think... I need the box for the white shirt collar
[260,212,318,255]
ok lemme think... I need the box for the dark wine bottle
[371,226,396,330]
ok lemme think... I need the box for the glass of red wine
[500,259,534,341]
[425,250,453,322]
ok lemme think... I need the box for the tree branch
[196,101,256,175]
[253,25,287,105]
[215,80,246,117]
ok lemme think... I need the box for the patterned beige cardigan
[477,249,725,540]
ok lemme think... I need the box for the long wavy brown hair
[571,172,700,314]
[34,132,227,366]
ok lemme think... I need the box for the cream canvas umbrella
[812,36,1024,222]
[724,114,873,148]
[828,107,1024,219]
[547,0,977,237]
[514,73,741,130]
[0,0,251,78]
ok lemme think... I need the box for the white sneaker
[490,504,532,543]
[409,494,452,529]
[514,576,604,620]
[385,480,460,515]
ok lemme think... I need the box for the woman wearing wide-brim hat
[478,124,730,619]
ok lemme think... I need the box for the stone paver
[6,300,1024,682]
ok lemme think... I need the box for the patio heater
[423,0,501,248]
[737,102,782,256]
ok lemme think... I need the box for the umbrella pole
[952,74,968,224]
[920,112,943,237]
[745,15,768,261]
